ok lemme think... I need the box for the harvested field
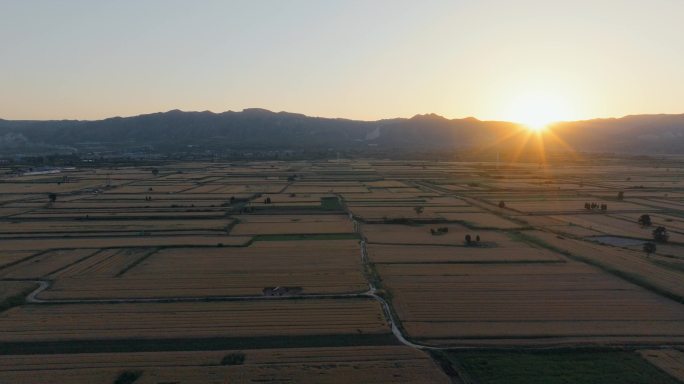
[231,215,353,235]
[367,244,562,264]
[0,235,251,251]
[0,219,232,234]
[0,299,389,342]
[362,224,514,246]
[549,214,683,242]
[504,199,651,214]
[41,240,366,299]
[438,212,523,229]
[50,248,154,278]
[0,249,97,278]
[378,261,684,346]
[0,251,36,267]
[0,346,449,384]
[524,230,684,300]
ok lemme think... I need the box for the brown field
[0,346,448,384]
[0,235,251,251]
[231,215,354,235]
[549,214,683,242]
[0,299,389,342]
[13,210,227,219]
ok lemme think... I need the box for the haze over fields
[1,110,683,155]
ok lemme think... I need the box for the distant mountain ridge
[0,109,683,155]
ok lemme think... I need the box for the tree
[617,191,624,200]
[414,206,424,215]
[476,235,481,242]
[643,242,656,256]
[465,234,472,245]
[498,201,506,208]
[653,226,669,243]
[638,214,652,227]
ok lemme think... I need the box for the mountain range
[1,109,682,155]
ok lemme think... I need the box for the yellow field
[41,240,366,299]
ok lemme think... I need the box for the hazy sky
[1,0,683,122]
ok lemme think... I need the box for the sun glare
[505,92,573,132]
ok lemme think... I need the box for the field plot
[50,248,154,278]
[0,249,97,278]
[248,193,332,207]
[362,223,514,246]
[504,199,651,214]
[437,212,523,229]
[0,219,232,235]
[231,214,354,235]
[378,261,684,346]
[0,250,36,267]
[367,244,563,264]
[638,349,684,382]
[0,281,37,309]
[40,240,366,299]
[13,209,227,220]
[0,235,250,252]
[0,346,448,384]
[549,214,683,242]
[524,230,684,300]
[0,299,389,342]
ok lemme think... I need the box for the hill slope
[1,109,682,154]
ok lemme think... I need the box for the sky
[1,0,683,122]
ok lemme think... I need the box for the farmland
[0,158,683,382]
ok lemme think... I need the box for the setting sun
[505,92,574,132]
